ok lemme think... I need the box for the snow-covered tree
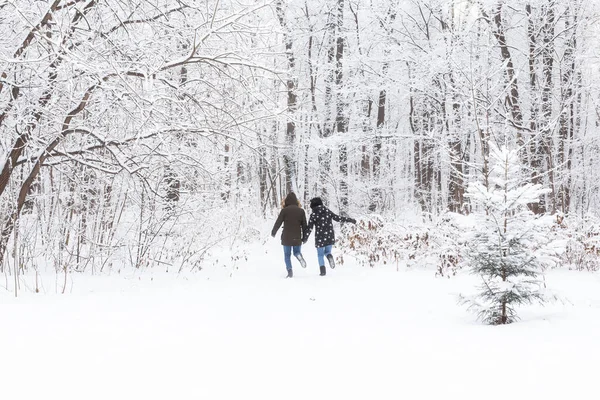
[0,0,276,273]
[460,144,552,325]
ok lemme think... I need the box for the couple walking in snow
[271,192,356,278]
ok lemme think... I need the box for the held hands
[302,232,309,244]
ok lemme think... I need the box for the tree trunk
[0,79,101,267]
[0,0,98,199]
[443,9,464,214]
[558,3,578,214]
[483,2,524,142]
[319,9,336,203]
[539,1,556,213]
[275,0,298,195]
[335,0,349,212]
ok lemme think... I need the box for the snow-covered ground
[1,238,599,400]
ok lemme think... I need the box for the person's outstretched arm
[330,209,356,224]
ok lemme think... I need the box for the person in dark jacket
[271,192,308,278]
[303,197,356,276]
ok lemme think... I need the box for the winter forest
[2,0,600,398]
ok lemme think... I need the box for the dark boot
[295,254,307,268]
[319,266,326,276]
[326,254,335,269]
[286,269,293,278]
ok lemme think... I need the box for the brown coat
[271,193,307,246]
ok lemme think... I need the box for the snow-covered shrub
[336,215,403,268]
[336,214,463,275]
[7,171,260,277]
[556,214,600,271]
[459,145,555,325]
[430,215,464,277]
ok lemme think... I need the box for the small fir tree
[461,145,551,325]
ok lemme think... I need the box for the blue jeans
[283,245,302,271]
[317,245,333,267]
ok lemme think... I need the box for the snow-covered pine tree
[461,144,551,325]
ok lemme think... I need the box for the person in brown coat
[271,192,308,278]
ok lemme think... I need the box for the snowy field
[1,238,599,400]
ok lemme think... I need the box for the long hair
[281,199,302,208]
[281,192,302,208]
